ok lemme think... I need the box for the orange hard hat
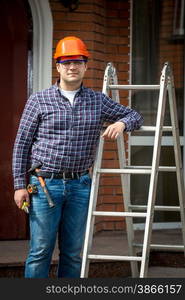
[54,36,90,59]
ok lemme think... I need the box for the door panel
[0,0,30,239]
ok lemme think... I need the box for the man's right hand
[14,189,30,209]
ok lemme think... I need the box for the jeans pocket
[79,173,92,186]
[29,175,40,187]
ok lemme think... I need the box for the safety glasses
[57,59,87,68]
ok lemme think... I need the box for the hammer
[28,163,55,208]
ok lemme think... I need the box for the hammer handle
[35,169,55,207]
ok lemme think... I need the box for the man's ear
[56,63,60,73]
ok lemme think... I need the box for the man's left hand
[102,121,125,140]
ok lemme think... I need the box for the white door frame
[28,0,53,92]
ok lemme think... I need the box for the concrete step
[0,229,185,278]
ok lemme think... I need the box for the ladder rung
[128,166,176,172]
[98,168,151,174]
[93,211,147,217]
[158,166,176,172]
[108,84,160,90]
[129,205,180,212]
[138,126,172,132]
[133,243,184,251]
[98,166,176,174]
[88,254,142,261]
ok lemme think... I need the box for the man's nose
[69,62,77,68]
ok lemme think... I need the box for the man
[12,36,143,278]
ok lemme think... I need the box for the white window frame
[28,0,53,92]
[173,0,184,36]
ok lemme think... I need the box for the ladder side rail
[111,64,139,276]
[140,64,169,277]
[80,138,105,277]
[117,134,139,277]
[167,67,185,254]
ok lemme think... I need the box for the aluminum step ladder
[80,62,185,278]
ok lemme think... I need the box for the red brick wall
[97,1,130,232]
[49,0,131,232]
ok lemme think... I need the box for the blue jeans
[25,173,91,278]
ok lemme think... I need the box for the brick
[106,0,129,10]
[104,141,117,150]
[106,19,129,29]
[99,186,122,195]
[106,44,118,54]
[117,63,129,72]
[115,203,125,211]
[106,9,119,18]
[94,222,104,233]
[94,6,106,17]
[98,195,123,203]
[115,221,126,230]
[102,221,115,230]
[101,160,120,168]
[106,54,129,63]
[118,45,130,54]
[98,203,116,211]
[103,150,118,160]
[78,3,94,12]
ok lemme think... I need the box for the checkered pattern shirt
[12,84,143,190]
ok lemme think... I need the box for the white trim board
[28,0,53,92]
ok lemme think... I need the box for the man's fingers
[102,126,114,138]
[25,193,30,205]
[115,132,119,139]
[102,122,125,140]
[102,128,109,137]
[102,127,120,139]
[14,189,30,209]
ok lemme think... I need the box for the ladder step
[108,84,160,90]
[139,126,172,132]
[88,254,142,262]
[128,166,176,172]
[98,166,176,174]
[129,205,180,212]
[133,243,184,251]
[98,168,151,174]
[93,211,147,217]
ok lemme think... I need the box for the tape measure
[21,201,29,213]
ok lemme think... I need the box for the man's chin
[67,78,81,83]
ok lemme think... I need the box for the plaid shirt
[12,84,143,190]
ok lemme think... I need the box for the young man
[12,36,143,278]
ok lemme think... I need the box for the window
[131,0,185,226]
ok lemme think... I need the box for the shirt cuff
[14,176,27,190]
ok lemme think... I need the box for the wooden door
[0,0,31,239]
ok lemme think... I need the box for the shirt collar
[53,80,85,96]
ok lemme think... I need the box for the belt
[32,170,89,180]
